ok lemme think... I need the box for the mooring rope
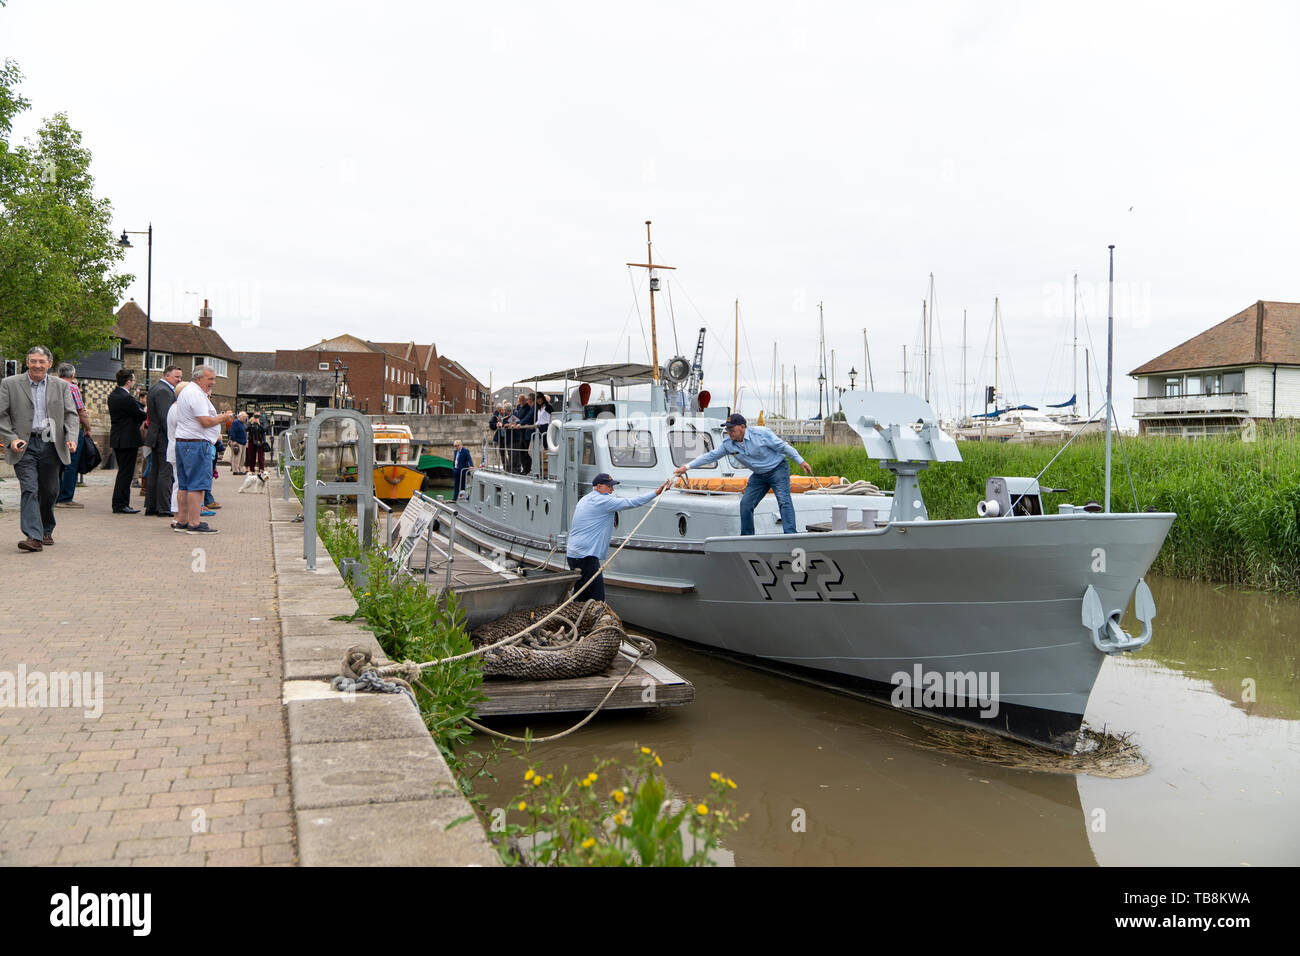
[376,477,677,677]
[443,633,658,743]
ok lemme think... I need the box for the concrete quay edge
[269,481,499,866]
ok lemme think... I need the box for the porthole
[678,515,688,537]
[544,500,550,515]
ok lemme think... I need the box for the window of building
[1163,376,1182,398]
[1223,370,1244,393]
[110,341,123,361]
[193,356,228,378]
[149,352,173,372]
[3,359,18,377]
[668,429,717,468]
[607,429,657,467]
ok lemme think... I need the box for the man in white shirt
[173,365,233,534]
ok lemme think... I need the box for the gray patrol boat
[451,368,1172,752]
[449,233,1173,752]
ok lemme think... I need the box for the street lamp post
[849,367,857,391]
[817,372,826,420]
[117,224,153,387]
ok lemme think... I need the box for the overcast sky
[5,1,1298,425]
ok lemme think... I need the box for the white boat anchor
[1082,580,1155,655]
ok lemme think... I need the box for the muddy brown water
[464,575,1300,865]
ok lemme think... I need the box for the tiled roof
[238,369,334,398]
[304,334,387,354]
[1130,301,1300,375]
[114,301,239,363]
[236,351,277,371]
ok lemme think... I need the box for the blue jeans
[57,432,84,502]
[739,460,797,535]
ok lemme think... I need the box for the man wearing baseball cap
[566,472,670,602]
[672,412,813,535]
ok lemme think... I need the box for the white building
[1130,300,1300,437]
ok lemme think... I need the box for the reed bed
[796,421,1300,593]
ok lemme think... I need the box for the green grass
[796,420,1300,593]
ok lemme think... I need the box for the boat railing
[373,495,393,549]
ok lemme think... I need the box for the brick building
[114,299,241,412]
[273,335,488,415]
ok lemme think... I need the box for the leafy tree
[0,59,132,364]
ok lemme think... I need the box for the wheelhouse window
[668,429,717,469]
[607,429,657,467]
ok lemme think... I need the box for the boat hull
[446,505,1174,752]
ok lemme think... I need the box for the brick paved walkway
[0,473,295,865]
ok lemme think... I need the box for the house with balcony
[1129,300,1300,436]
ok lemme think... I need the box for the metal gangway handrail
[279,409,376,571]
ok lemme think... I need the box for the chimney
[199,298,213,329]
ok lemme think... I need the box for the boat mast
[902,345,908,393]
[816,302,826,420]
[625,220,674,384]
[961,308,967,420]
[1086,348,1091,417]
[863,328,874,391]
[926,273,935,404]
[733,299,739,410]
[1072,272,1078,415]
[921,299,928,402]
[793,367,798,419]
[1105,245,1114,514]
[994,296,1000,408]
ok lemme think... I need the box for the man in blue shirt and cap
[566,472,669,602]
[673,412,813,535]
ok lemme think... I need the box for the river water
[467,575,1300,865]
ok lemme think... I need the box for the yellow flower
[613,812,625,825]
[532,776,543,787]
[579,779,590,788]
[517,801,527,811]
[640,746,651,755]
[581,837,596,849]
[654,755,662,767]
[612,790,625,804]
[545,774,553,781]
[710,772,720,781]
[587,772,598,782]
[524,769,535,781]
[696,803,709,815]
[727,779,737,789]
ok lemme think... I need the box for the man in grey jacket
[0,346,80,551]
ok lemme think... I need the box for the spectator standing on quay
[229,411,248,474]
[173,365,232,535]
[54,362,91,509]
[0,346,80,552]
[107,368,146,514]
[246,411,267,473]
[144,364,182,517]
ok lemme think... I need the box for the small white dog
[238,471,269,494]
